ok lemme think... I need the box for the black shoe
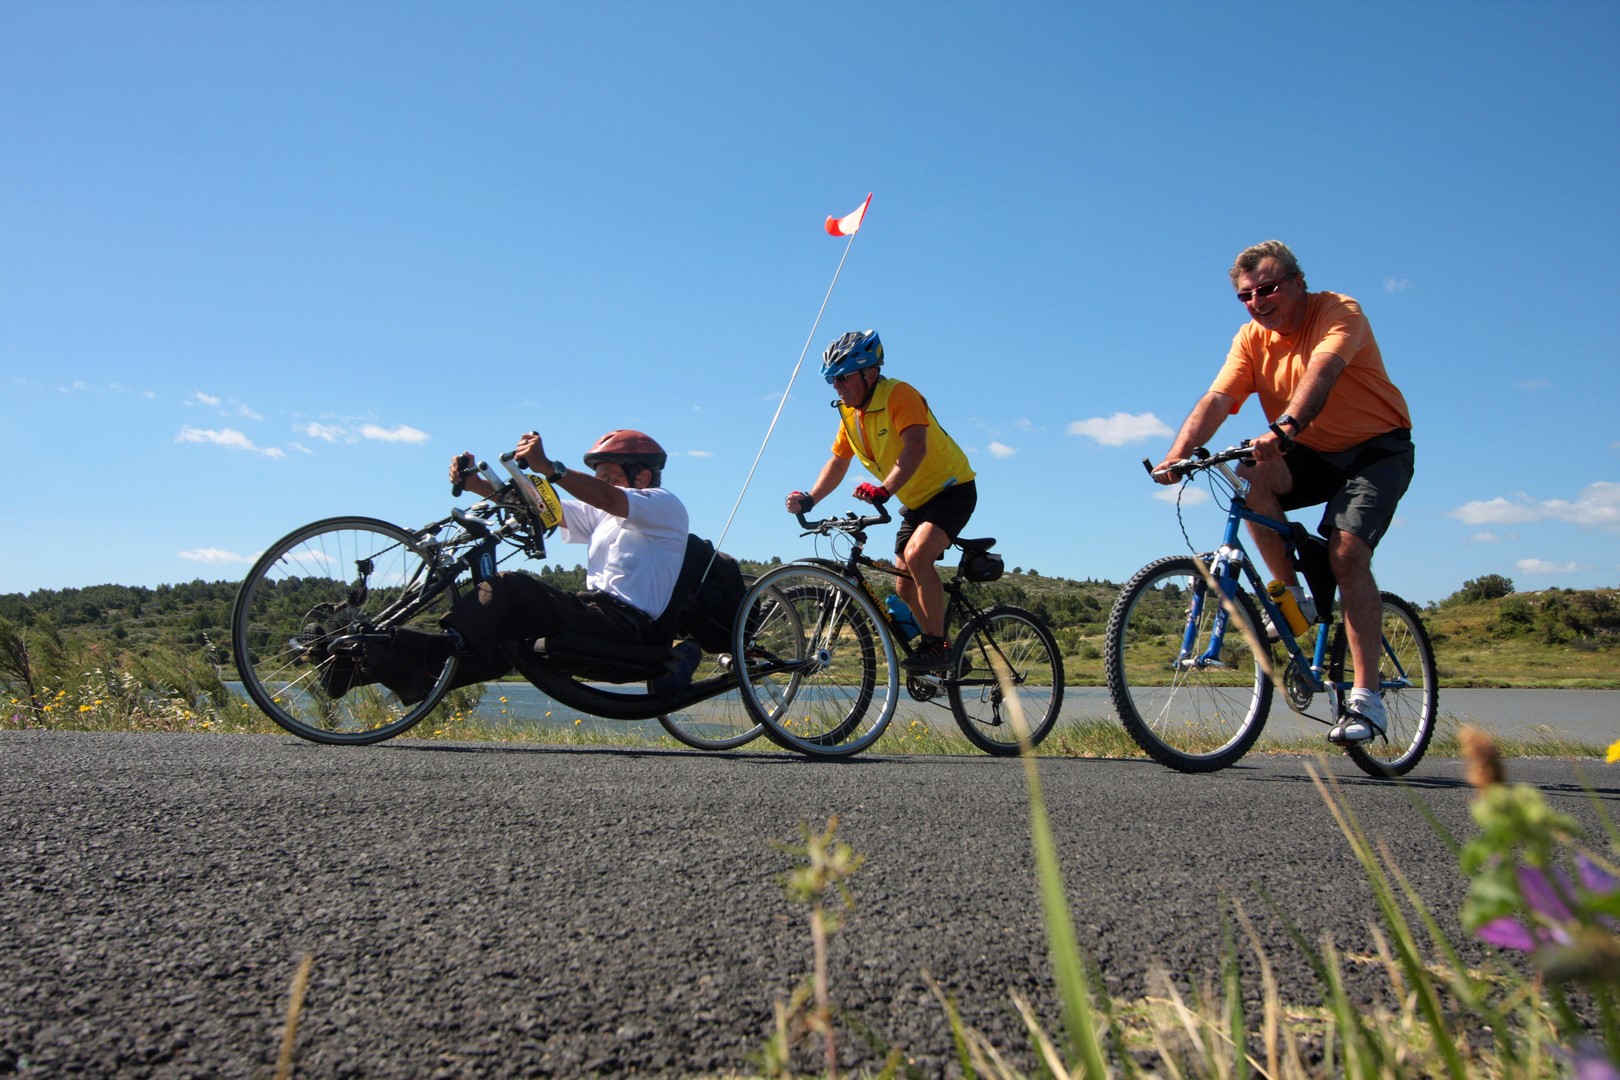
[648,640,703,697]
[901,638,954,673]
[364,629,456,706]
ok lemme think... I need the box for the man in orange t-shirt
[1152,241,1415,745]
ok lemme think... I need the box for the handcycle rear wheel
[1105,555,1274,772]
[1331,592,1438,777]
[231,517,464,744]
[733,565,898,757]
[656,655,765,750]
[947,604,1065,755]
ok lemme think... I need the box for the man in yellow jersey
[1152,241,1415,746]
[785,329,977,672]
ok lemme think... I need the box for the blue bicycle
[1104,442,1437,775]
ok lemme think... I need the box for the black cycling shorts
[895,480,978,558]
[1280,430,1414,550]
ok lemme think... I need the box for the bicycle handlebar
[794,502,892,536]
[1143,441,1255,481]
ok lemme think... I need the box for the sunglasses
[1236,276,1293,304]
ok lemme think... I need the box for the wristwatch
[1270,413,1303,445]
[546,459,568,483]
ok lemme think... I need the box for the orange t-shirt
[1211,291,1411,453]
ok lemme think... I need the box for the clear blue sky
[5,1,1617,606]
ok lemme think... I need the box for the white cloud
[299,422,347,442]
[1541,482,1620,529]
[1468,531,1499,543]
[359,423,430,444]
[1448,496,1543,526]
[1383,278,1412,293]
[178,547,253,565]
[1449,482,1620,532]
[1516,558,1586,575]
[176,426,284,458]
[685,449,714,458]
[1516,378,1550,392]
[1153,486,1207,506]
[190,391,221,407]
[987,441,1016,459]
[1066,412,1173,447]
[1014,418,1035,432]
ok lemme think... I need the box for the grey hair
[1230,240,1307,290]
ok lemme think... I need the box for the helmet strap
[857,369,880,409]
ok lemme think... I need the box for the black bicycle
[231,454,783,750]
[732,504,1065,757]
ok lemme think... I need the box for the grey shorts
[1279,430,1414,550]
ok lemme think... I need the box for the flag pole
[707,194,872,556]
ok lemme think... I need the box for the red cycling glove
[853,482,890,504]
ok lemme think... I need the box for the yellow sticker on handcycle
[530,474,564,530]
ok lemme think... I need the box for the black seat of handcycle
[515,533,716,683]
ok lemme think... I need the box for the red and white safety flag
[824,193,873,236]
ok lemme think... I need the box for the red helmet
[582,429,667,471]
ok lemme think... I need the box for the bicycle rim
[734,566,898,757]
[657,654,764,750]
[948,605,1065,755]
[231,517,466,744]
[1105,555,1273,772]
[1334,592,1439,777]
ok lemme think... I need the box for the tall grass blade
[1308,763,1470,1079]
[997,649,1111,1077]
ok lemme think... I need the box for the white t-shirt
[558,487,689,619]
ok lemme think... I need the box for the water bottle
[883,595,921,642]
[1266,580,1311,637]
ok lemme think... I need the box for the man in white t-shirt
[334,429,689,703]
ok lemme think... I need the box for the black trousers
[440,571,655,681]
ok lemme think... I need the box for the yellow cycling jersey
[832,377,975,509]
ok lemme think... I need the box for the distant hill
[2,572,1615,688]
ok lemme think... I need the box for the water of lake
[229,682,1616,746]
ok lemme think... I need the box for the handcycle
[1104,442,1437,776]
[231,453,791,750]
[731,503,1065,757]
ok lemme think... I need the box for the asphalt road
[3,732,1615,1078]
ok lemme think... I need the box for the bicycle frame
[791,506,987,667]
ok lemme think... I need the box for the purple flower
[1571,1039,1620,1080]
[1475,858,1618,953]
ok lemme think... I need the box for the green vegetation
[2,573,1615,738]
[756,729,1620,1078]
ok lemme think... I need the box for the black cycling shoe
[364,629,456,706]
[901,638,954,673]
[648,640,703,697]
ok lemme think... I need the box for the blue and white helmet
[820,329,883,383]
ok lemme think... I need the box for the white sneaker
[1330,692,1387,745]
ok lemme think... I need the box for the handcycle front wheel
[1331,592,1439,777]
[733,565,899,757]
[947,604,1065,755]
[656,654,765,750]
[231,516,464,745]
[1105,555,1274,772]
